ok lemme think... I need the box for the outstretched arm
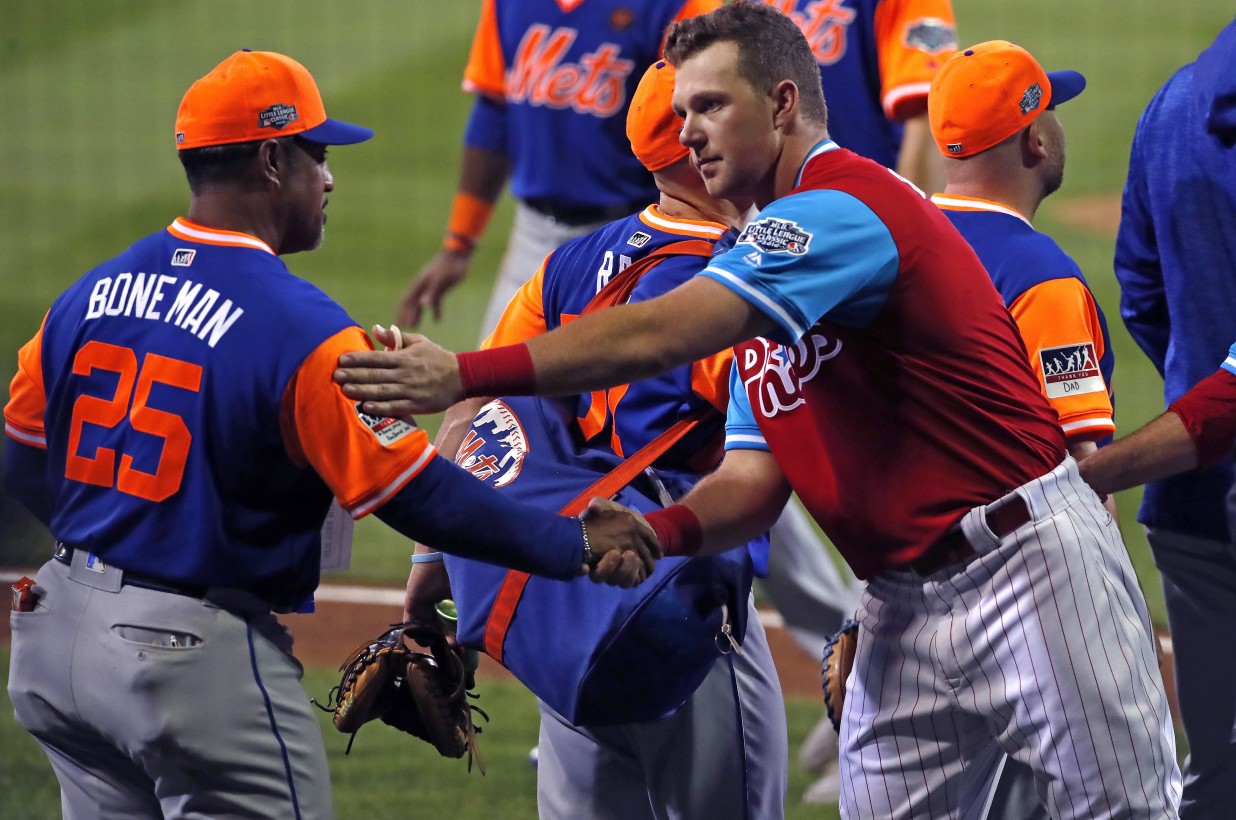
[338,276,777,417]
[1078,412,1197,496]
[1080,365,1236,494]
[641,448,793,558]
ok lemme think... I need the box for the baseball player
[1080,341,1236,497]
[1111,18,1236,816]
[2,50,656,819]
[929,42,1114,468]
[397,0,719,334]
[762,0,960,799]
[405,60,786,819]
[927,41,1116,817]
[766,0,957,193]
[335,4,1183,816]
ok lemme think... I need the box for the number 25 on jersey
[65,341,202,502]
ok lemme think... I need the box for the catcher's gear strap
[482,238,719,663]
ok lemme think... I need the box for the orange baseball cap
[175,50,373,151]
[928,40,1085,158]
[626,60,689,173]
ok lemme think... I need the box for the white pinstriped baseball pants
[839,457,1182,819]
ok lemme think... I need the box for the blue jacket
[1114,18,1236,541]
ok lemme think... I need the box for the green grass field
[1,1,1233,815]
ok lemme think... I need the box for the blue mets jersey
[463,0,718,208]
[485,205,732,464]
[5,219,437,609]
[766,0,957,168]
[934,195,1115,444]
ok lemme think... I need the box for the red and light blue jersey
[486,205,732,465]
[4,219,436,609]
[765,0,957,168]
[463,0,717,208]
[706,142,1064,578]
[933,195,1116,444]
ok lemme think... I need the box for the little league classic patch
[1039,342,1104,399]
[354,403,417,446]
[739,217,813,255]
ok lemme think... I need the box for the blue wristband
[411,552,444,565]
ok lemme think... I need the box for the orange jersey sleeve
[462,0,508,99]
[690,348,733,413]
[4,316,48,449]
[1008,278,1115,442]
[482,263,549,349]
[287,326,436,518]
[873,0,958,120]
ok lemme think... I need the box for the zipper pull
[715,603,743,655]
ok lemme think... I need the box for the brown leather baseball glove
[822,617,860,734]
[318,621,487,772]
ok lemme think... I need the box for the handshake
[578,497,665,588]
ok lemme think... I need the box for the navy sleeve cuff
[373,455,581,579]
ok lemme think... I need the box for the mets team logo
[1038,342,1104,399]
[740,333,842,416]
[455,400,528,488]
[768,0,857,66]
[739,217,813,255]
[506,26,634,118]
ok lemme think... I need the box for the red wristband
[1169,368,1236,469]
[456,344,535,397]
[646,504,703,557]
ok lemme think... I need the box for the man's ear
[770,79,799,129]
[1023,120,1048,164]
[256,138,283,186]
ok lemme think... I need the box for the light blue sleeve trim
[1222,345,1236,376]
[698,189,900,345]
[724,365,770,451]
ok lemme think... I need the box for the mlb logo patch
[947,143,964,155]
[354,403,417,446]
[904,19,957,54]
[1039,342,1104,399]
[1020,83,1043,115]
[628,231,652,248]
[259,103,299,130]
[739,217,813,255]
[171,249,196,267]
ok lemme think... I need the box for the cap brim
[1047,70,1086,108]
[300,118,374,145]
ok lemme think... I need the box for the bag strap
[482,406,710,661]
[580,238,716,316]
[482,237,720,664]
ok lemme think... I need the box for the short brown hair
[664,1,828,126]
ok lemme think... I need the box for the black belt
[905,495,1033,576]
[54,543,210,599]
[523,197,645,227]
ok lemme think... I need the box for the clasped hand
[579,497,662,588]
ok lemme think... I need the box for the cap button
[964,49,975,56]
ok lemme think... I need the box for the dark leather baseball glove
[318,621,487,771]
[821,617,860,734]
